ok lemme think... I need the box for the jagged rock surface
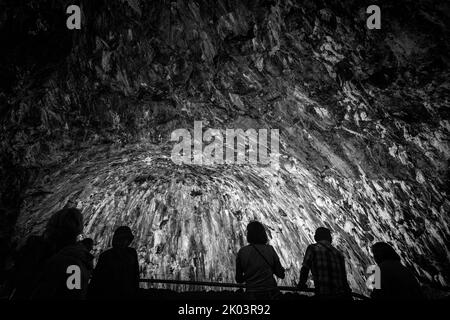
[1,0,450,295]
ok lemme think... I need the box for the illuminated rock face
[2,0,450,295]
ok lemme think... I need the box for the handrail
[140,278,369,300]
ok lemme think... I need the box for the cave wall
[1,0,450,294]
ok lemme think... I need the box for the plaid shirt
[302,241,350,296]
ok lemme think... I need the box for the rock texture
[1,0,450,295]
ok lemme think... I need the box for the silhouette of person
[79,238,94,253]
[370,242,423,300]
[297,227,351,299]
[235,221,285,300]
[31,207,93,299]
[88,226,139,299]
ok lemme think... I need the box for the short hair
[246,221,268,245]
[371,242,400,264]
[314,227,332,242]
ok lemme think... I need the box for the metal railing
[140,278,370,300]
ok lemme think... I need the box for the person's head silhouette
[314,227,332,243]
[112,226,134,249]
[44,207,83,250]
[246,221,268,245]
[371,242,400,265]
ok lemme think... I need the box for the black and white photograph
[0,0,449,316]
